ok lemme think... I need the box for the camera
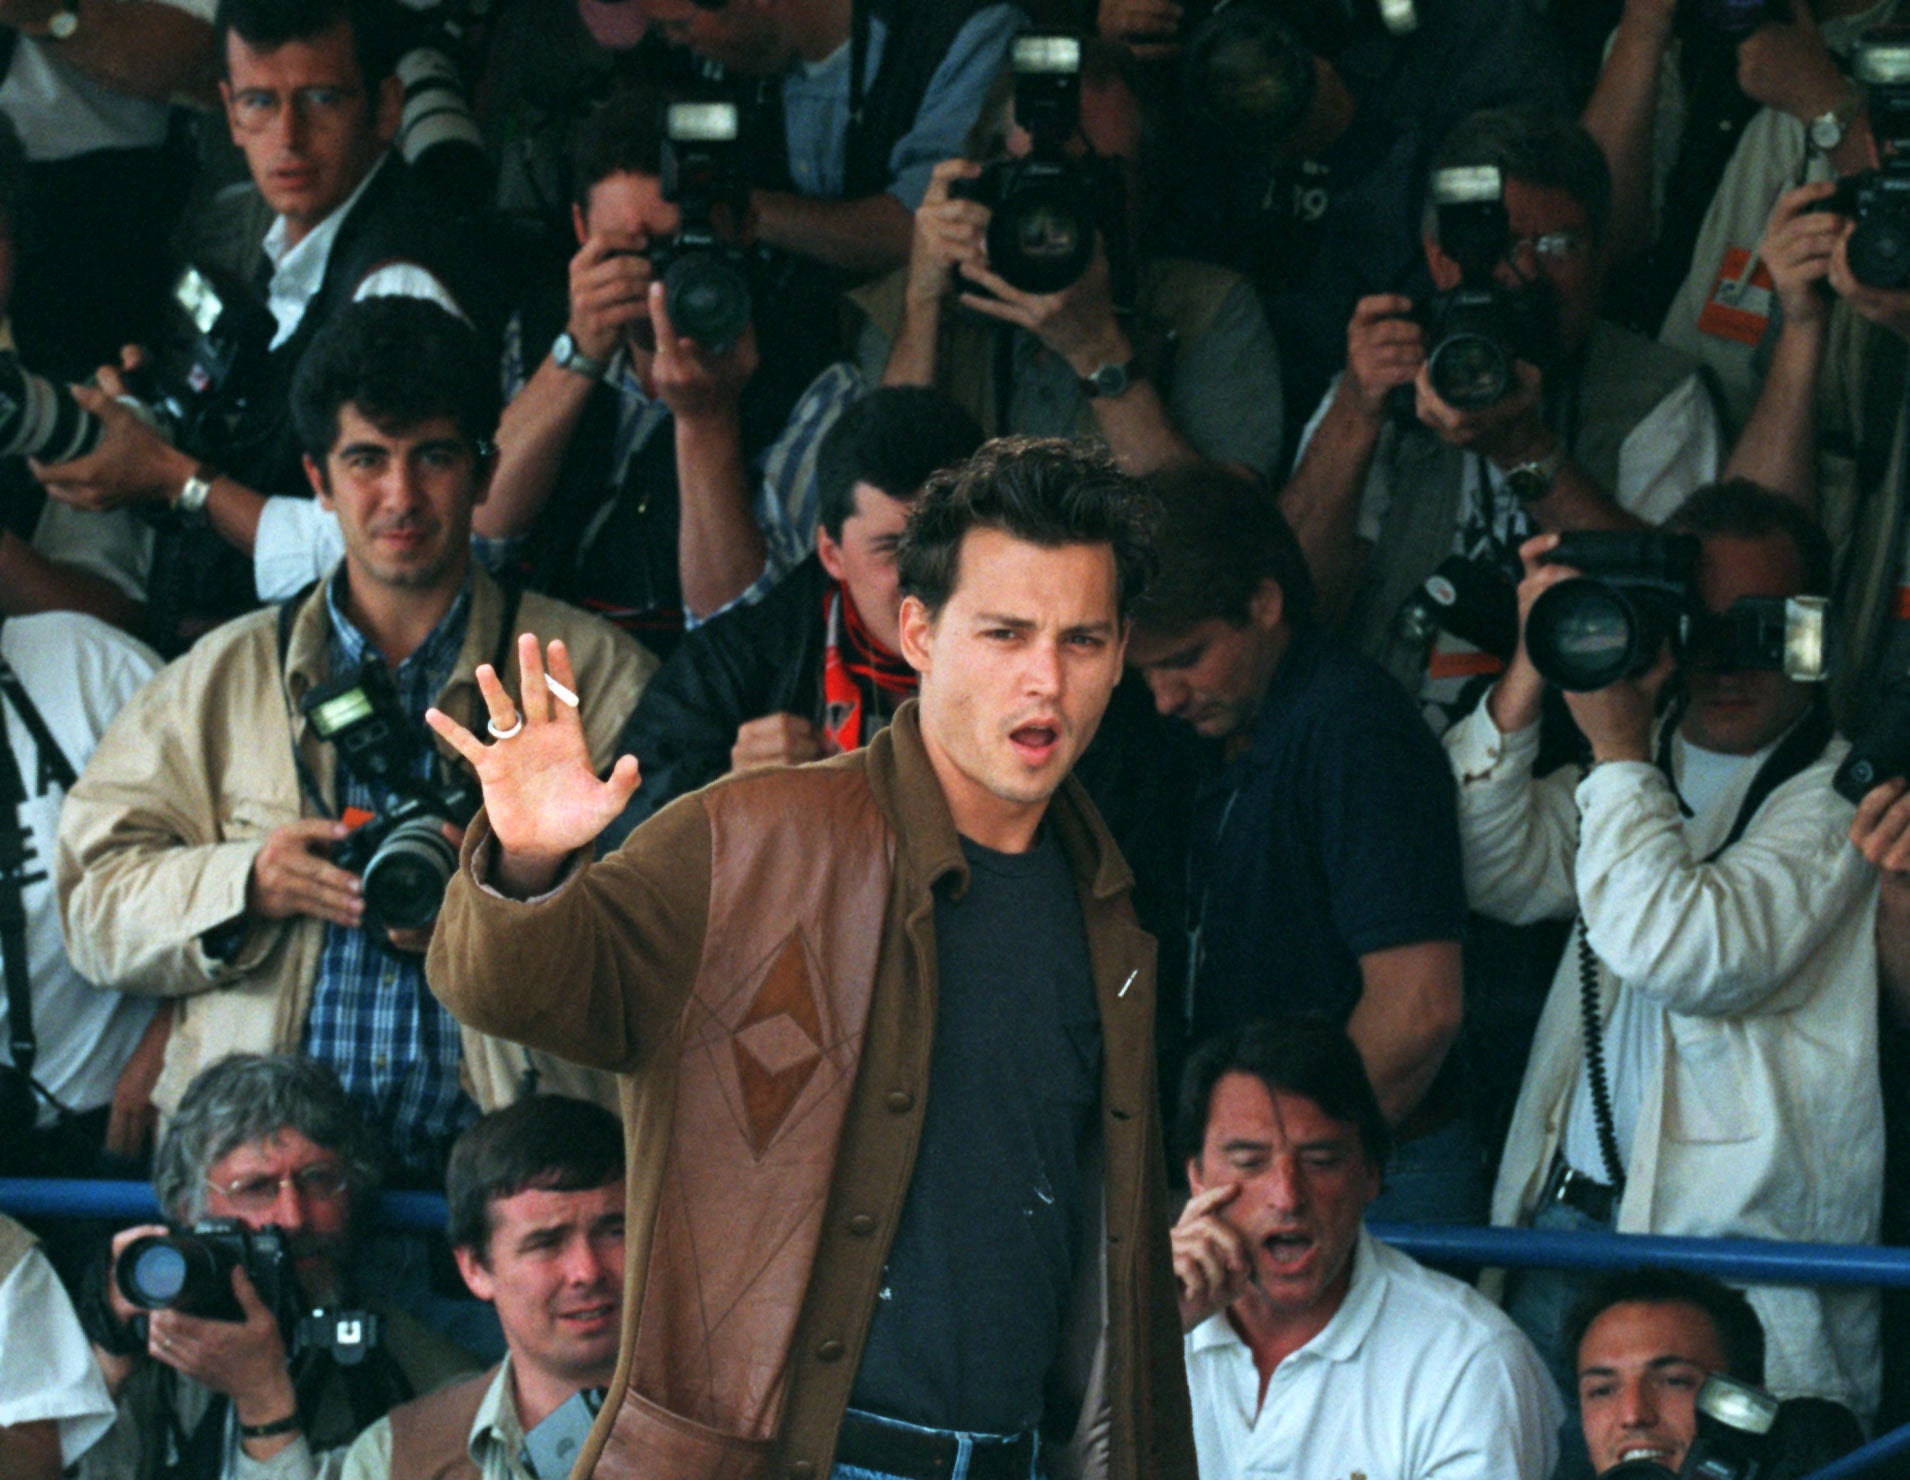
[135,263,278,464]
[948,35,1122,297]
[0,353,105,463]
[1811,30,1910,288]
[1525,532,1830,693]
[117,1219,297,1327]
[301,659,479,931]
[1394,553,1520,663]
[393,1,494,211]
[1602,1374,1781,1480]
[1526,531,1700,692]
[1835,675,1910,802]
[1420,165,1555,411]
[654,99,754,352]
[114,1219,383,1362]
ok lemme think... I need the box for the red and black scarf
[821,583,917,753]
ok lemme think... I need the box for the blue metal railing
[8,1182,1910,1476]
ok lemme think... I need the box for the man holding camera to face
[468,86,865,659]
[1282,107,1723,735]
[863,36,1286,482]
[1447,480,1882,1421]
[55,298,654,1185]
[77,1053,476,1480]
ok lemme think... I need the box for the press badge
[1694,246,1775,346]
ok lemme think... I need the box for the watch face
[48,8,77,37]
[1092,364,1129,396]
[1810,115,1844,150]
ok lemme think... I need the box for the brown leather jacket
[428,703,1194,1480]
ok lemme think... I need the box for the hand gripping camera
[114,1220,381,1363]
[1813,28,1910,288]
[1420,165,1556,411]
[301,659,479,932]
[1524,531,1829,693]
[654,100,754,353]
[948,35,1121,297]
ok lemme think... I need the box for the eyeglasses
[228,86,361,134]
[1512,231,1591,265]
[207,1163,351,1212]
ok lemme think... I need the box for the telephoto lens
[360,813,461,930]
[0,353,105,463]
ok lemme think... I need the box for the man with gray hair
[78,1053,473,1480]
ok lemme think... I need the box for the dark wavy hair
[291,296,500,473]
[1176,1015,1391,1173]
[1564,1267,1766,1386]
[446,1096,625,1263]
[896,436,1157,619]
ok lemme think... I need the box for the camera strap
[0,644,78,1102]
[1574,690,1834,1195]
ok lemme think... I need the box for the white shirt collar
[260,151,392,347]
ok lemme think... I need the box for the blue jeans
[830,1409,1047,1480]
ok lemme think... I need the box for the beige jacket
[55,566,656,1116]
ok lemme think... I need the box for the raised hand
[425,633,641,896]
[1171,1183,1253,1331]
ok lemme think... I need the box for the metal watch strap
[176,465,216,518]
[551,331,610,382]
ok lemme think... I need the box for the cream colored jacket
[55,566,656,1117]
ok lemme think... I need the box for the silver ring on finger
[487,712,524,741]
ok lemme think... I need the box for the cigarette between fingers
[545,677,579,708]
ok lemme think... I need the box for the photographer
[54,299,654,1185]
[471,86,865,656]
[863,37,1285,480]
[337,1096,624,1480]
[1099,0,1570,437]
[629,0,1022,281]
[1447,481,1882,1420]
[78,1053,477,1480]
[1280,107,1722,734]
[1635,0,1899,425]
[32,0,497,654]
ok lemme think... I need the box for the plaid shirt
[300,576,479,1181]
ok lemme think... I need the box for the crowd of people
[3,0,1910,1477]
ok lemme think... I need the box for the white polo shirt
[1185,1230,1561,1480]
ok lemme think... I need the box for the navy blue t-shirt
[1185,625,1466,1045]
[849,827,1101,1434]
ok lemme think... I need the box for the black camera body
[1526,532,1829,693]
[656,99,754,352]
[301,660,478,932]
[1527,531,1703,692]
[116,1219,298,1328]
[948,34,1119,297]
[1810,30,1910,287]
[1421,166,1555,411]
[114,1219,384,1363]
[1687,0,1789,43]
[1836,676,1910,802]
[1394,553,1520,663]
[141,263,278,462]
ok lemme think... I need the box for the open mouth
[1618,1447,1674,1466]
[1261,1232,1314,1269]
[1010,722,1059,763]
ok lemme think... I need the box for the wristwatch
[1807,85,1864,154]
[551,331,610,382]
[175,464,217,521]
[1078,358,1142,400]
[1501,443,1567,504]
[46,0,79,40]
